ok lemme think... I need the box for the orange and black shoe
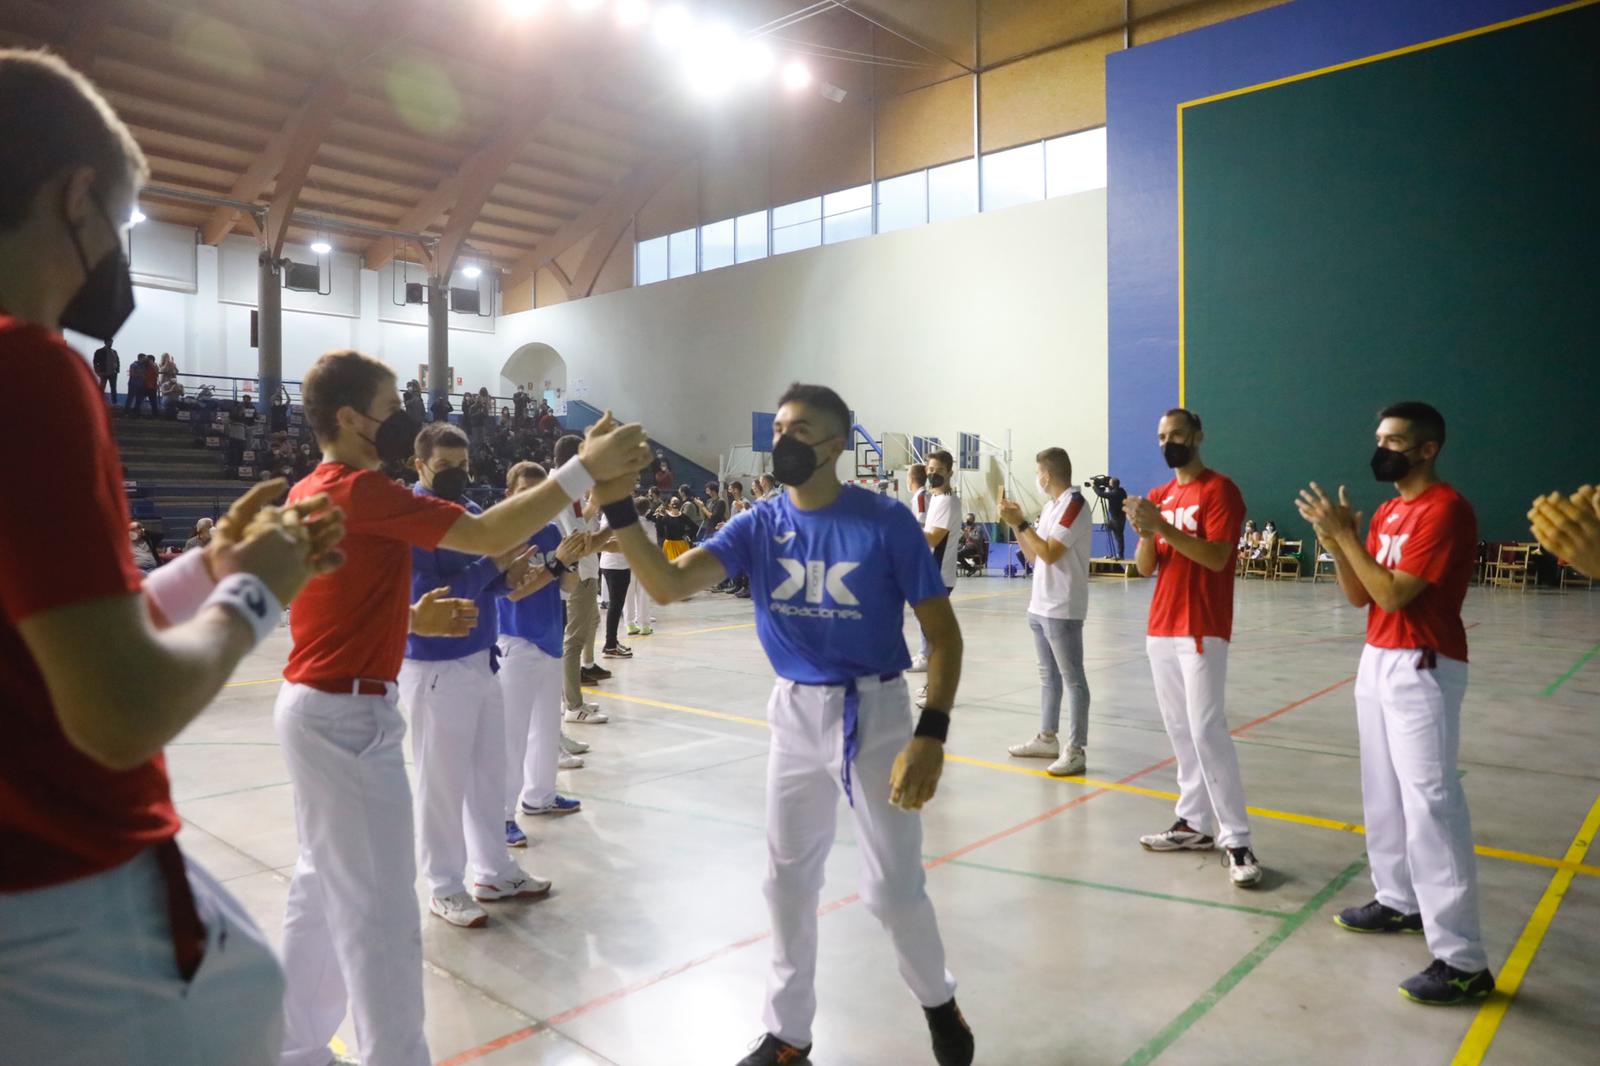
[925,998,975,1066]
[736,1034,811,1065]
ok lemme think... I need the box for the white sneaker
[1008,733,1060,759]
[559,752,585,770]
[564,704,609,724]
[915,685,928,709]
[473,871,552,902]
[1139,819,1216,852]
[1047,747,1086,777]
[908,655,929,674]
[429,892,488,928]
[560,731,590,755]
[1224,846,1264,887]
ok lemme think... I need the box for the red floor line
[433,676,1348,1065]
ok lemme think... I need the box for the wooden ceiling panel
[93,56,295,128]
[500,160,613,201]
[144,155,242,191]
[313,142,447,190]
[124,123,259,170]
[485,181,591,219]
[3,0,69,41]
[101,23,308,102]
[106,91,274,153]
[475,201,571,234]
[123,0,333,81]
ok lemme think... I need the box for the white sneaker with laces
[1224,846,1263,887]
[908,655,929,674]
[1047,747,1086,777]
[473,871,552,902]
[1009,733,1060,759]
[429,892,488,928]
[560,731,590,755]
[1139,819,1216,852]
[559,752,584,770]
[564,704,609,724]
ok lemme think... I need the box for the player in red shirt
[1296,402,1493,1006]
[273,349,648,1066]
[0,50,345,1065]
[1123,408,1262,887]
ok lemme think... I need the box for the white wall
[495,190,1109,518]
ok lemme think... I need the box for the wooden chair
[1311,539,1339,583]
[1243,537,1278,579]
[1559,562,1594,590]
[1273,539,1304,580]
[1490,542,1535,589]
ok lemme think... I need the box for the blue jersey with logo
[405,487,506,663]
[496,523,565,658]
[701,485,947,684]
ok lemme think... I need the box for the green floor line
[1543,639,1600,697]
[940,858,1291,920]
[1119,857,1369,1066]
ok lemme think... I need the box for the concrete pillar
[257,251,281,405]
[427,275,449,413]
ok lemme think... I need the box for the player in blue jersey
[596,383,974,1066]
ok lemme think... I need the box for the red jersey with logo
[1364,482,1475,662]
[1146,470,1246,642]
[284,464,463,686]
[0,317,179,890]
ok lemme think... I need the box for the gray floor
[168,574,1600,1066]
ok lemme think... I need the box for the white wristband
[205,574,282,646]
[552,455,596,504]
[141,548,216,625]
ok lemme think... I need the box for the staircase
[110,407,246,548]
[562,400,718,491]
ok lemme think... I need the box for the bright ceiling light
[310,240,332,254]
[653,3,693,47]
[128,208,147,225]
[615,0,650,27]
[567,0,602,12]
[462,265,483,279]
[739,39,775,80]
[682,21,739,100]
[780,59,812,92]
[502,0,548,17]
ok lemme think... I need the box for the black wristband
[545,558,569,578]
[601,498,639,531]
[1017,521,1032,534]
[914,708,951,742]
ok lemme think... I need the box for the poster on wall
[417,364,455,392]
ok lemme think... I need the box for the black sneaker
[1335,899,1424,935]
[1399,959,1495,1005]
[735,1033,810,1065]
[924,998,975,1066]
[581,665,612,682]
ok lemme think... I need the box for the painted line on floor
[222,676,281,688]
[1450,791,1600,1066]
[1118,857,1370,1066]
[588,688,1600,879]
[1542,638,1600,697]
[648,621,756,638]
[1229,675,1355,736]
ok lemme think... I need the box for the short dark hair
[776,382,851,440]
[415,422,469,461]
[1036,447,1072,485]
[1163,408,1202,432]
[1378,401,1446,447]
[553,433,582,465]
[927,449,955,470]
[908,463,926,485]
[0,50,148,231]
[506,460,547,488]
[302,350,395,442]
[729,480,744,494]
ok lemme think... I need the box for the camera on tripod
[1085,474,1114,493]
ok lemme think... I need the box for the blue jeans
[1029,613,1089,749]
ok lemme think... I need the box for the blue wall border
[1105,0,1566,497]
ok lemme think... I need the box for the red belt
[153,838,206,982]
[297,677,392,695]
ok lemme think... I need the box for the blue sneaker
[520,794,582,816]
[504,820,527,847]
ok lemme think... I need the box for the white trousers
[763,675,957,1048]
[498,636,565,814]
[274,682,430,1066]
[1146,636,1252,849]
[0,847,284,1066]
[399,650,520,899]
[625,572,652,628]
[1356,645,1486,971]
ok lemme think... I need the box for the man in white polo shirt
[916,450,962,708]
[1000,447,1092,776]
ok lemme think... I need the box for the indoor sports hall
[2,2,1595,1065]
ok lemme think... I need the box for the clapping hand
[997,490,1025,530]
[1294,483,1362,544]
[1124,495,1162,537]
[579,410,652,482]
[1529,486,1600,579]
[411,587,478,637]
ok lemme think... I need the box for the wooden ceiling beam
[61,0,114,69]
[503,153,684,291]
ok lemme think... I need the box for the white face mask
[1037,474,1050,493]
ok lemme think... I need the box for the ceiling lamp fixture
[463,264,483,279]
[310,239,332,254]
[129,208,147,225]
[780,59,812,92]
[653,3,693,47]
[501,0,548,18]
[615,0,651,28]
[739,39,775,81]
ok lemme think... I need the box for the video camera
[1085,474,1116,494]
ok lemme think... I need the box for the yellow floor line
[591,690,1600,879]
[647,622,756,638]
[1451,792,1600,1065]
[223,677,282,688]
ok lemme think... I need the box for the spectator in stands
[92,341,117,401]
[293,442,318,480]
[127,520,158,572]
[958,514,988,574]
[157,352,176,389]
[1239,519,1259,555]
[139,353,158,416]
[512,386,530,425]
[652,496,695,561]
[123,353,145,416]
[158,375,184,410]
[183,517,213,553]
[537,407,558,435]
[699,482,727,543]
[404,379,425,422]
[231,394,257,425]
[270,384,290,432]
[757,473,782,501]
[432,391,453,424]
[499,405,511,425]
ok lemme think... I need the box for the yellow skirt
[663,539,691,561]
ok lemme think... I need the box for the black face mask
[60,199,135,343]
[357,409,423,464]
[429,465,470,501]
[1162,440,1193,468]
[926,473,947,489]
[1370,445,1416,482]
[771,433,828,487]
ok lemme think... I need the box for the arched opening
[500,342,568,413]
